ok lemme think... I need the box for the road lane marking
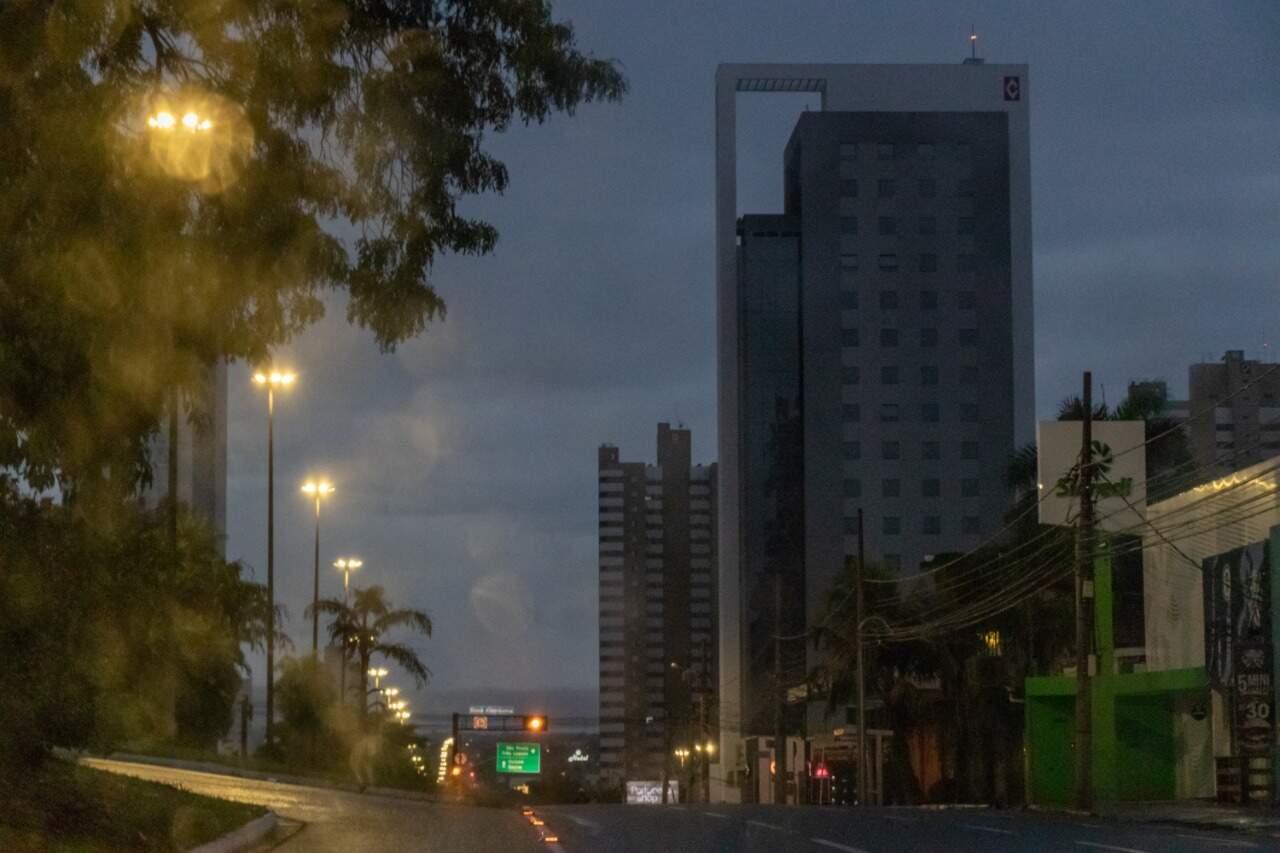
[1173,836,1258,848]
[702,811,729,818]
[747,819,786,831]
[566,815,599,829]
[812,839,870,853]
[1076,843,1152,853]
[881,814,918,823]
[961,824,1015,835]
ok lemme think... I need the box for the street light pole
[333,558,362,704]
[253,370,295,750]
[300,480,334,655]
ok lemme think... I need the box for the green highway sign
[496,741,541,774]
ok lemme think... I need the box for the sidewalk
[96,751,432,802]
[1107,801,1280,834]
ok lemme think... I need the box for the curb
[187,811,278,853]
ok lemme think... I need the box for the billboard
[1203,540,1274,754]
[625,780,680,804]
[1036,421,1146,533]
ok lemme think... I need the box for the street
[86,758,1280,853]
[533,804,1280,853]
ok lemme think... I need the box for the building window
[880,328,899,347]
[917,142,936,159]
[958,290,976,310]
[961,441,979,460]
[842,366,861,385]
[882,477,900,497]
[921,403,940,423]
[922,441,941,460]
[956,142,972,161]
[961,478,980,497]
[842,178,859,197]
[840,216,858,235]
[877,178,896,198]
[919,253,938,273]
[960,365,979,385]
[839,143,858,159]
[877,143,895,161]
[958,216,975,236]
[880,403,900,423]
[957,178,976,197]
[878,253,899,271]
[841,253,859,270]
[881,365,900,385]
[842,329,859,347]
[960,403,979,422]
[878,216,897,236]
[920,328,939,348]
[920,365,939,386]
[959,328,978,346]
[957,254,977,273]
[922,478,941,497]
[962,516,981,535]
[918,178,937,198]
[923,516,941,535]
[879,290,898,310]
[919,215,937,236]
[920,290,938,310]
[843,479,862,498]
[883,516,901,535]
[841,290,859,309]
[843,441,861,460]
[882,441,901,460]
[843,403,861,422]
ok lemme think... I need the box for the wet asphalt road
[84,759,1280,852]
[533,802,1280,853]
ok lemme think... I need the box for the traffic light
[525,714,546,733]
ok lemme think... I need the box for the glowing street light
[333,557,363,598]
[251,368,297,748]
[301,479,334,654]
[368,667,389,690]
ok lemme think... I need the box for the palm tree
[308,585,432,719]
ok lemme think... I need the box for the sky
[226,1,1280,710]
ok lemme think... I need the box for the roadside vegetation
[0,759,264,852]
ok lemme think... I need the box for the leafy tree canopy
[0,0,625,492]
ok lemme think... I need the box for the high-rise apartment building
[716,63,1033,800]
[142,361,228,554]
[598,424,717,785]
[1181,350,1280,477]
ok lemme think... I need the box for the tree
[310,585,432,718]
[0,0,626,494]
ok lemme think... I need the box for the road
[533,803,1280,853]
[84,759,1280,852]
[82,758,548,853]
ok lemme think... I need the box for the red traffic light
[525,715,546,733]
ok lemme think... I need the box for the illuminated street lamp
[368,667,389,690]
[674,747,690,768]
[332,557,362,705]
[301,479,335,654]
[251,369,296,748]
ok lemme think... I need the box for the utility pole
[265,387,275,750]
[774,572,788,805]
[855,508,868,806]
[1074,371,1096,811]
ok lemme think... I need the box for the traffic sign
[455,752,468,766]
[496,742,541,774]
[472,715,489,730]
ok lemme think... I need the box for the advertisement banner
[625,780,680,804]
[1036,421,1146,532]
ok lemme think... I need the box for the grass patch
[0,759,265,852]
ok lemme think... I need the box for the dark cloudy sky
[228,1,1280,706]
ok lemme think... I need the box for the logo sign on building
[468,705,515,716]
[1003,76,1021,101]
[1036,421,1146,533]
[625,780,680,804]
[567,749,590,763]
[496,742,541,774]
